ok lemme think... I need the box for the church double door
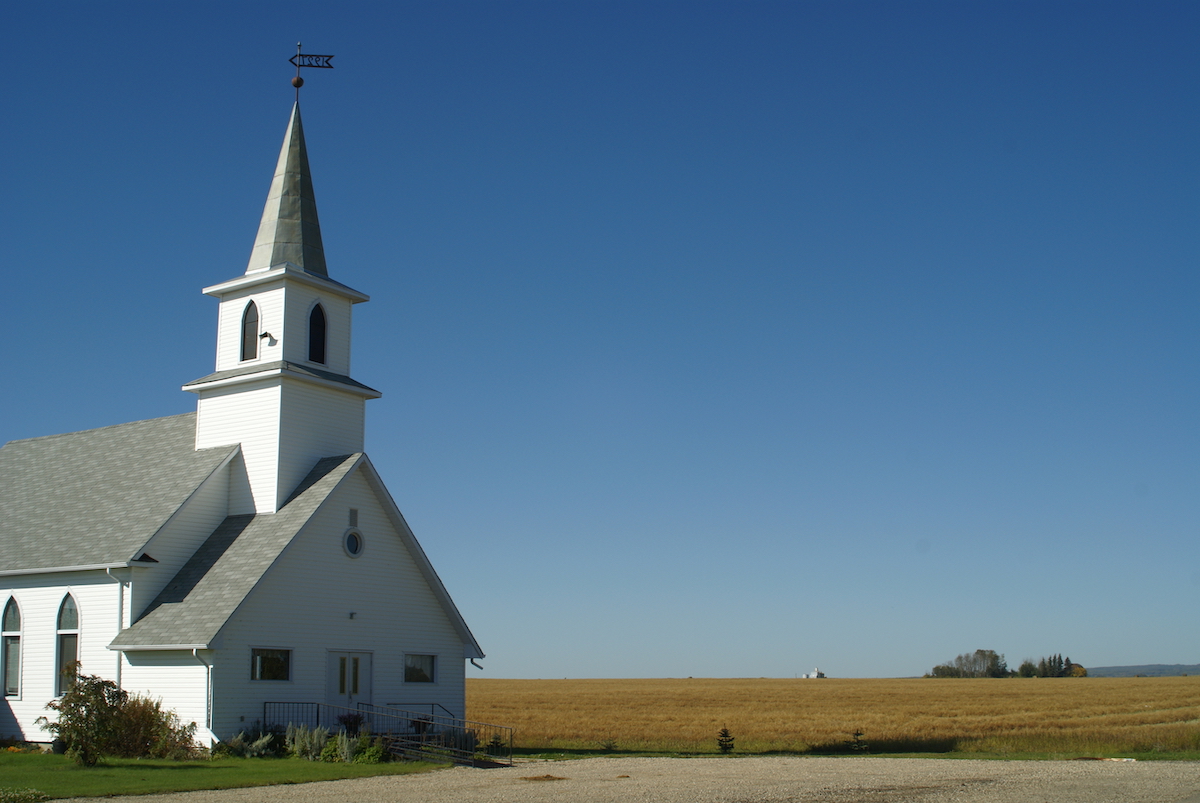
[326,651,373,709]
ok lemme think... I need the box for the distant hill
[1086,664,1199,677]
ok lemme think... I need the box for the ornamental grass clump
[285,723,329,761]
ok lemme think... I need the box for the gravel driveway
[61,756,1200,803]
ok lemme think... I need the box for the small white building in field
[0,102,483,744]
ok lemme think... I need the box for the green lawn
[0,753,441,800]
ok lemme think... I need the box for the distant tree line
[1016,654,1088,678]
[926,650,1087,678]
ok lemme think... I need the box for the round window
[343,529,364,558]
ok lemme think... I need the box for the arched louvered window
[309,304,326,364]
[241,301,260,361]
[56,595,79,696]
[2,598,19,698]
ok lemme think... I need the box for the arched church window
[241,301,260,361]
[2,598,20,697]
[309,304,326,364]
[55,595,79,696]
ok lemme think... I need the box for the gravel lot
[60,756,1200,803]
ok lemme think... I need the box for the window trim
[308,303,327,365]
[55,594,79,697]
[2,597,20,699]
[250,648,292,681]
[403,653,437,684]
[343,528,365,558]
[240,300,260,362]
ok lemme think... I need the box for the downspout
[193,649,213,739]
[105,568,124,688]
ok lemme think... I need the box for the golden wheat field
[466,676,1200,755]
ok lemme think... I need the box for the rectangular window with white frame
[404,653,436,683]
[250,648,291,681]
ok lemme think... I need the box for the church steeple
[246,103,327,277]
[185,101,379,515]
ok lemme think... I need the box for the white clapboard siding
[196,383,282,514]
[209,467,466,737]
[276,381,365,506]
[280,287,354,376]
[213,282,286,372]
[121,649,213,742]
[1,572,121,739]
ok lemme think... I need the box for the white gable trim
[354,456,485,660]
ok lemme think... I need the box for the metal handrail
[263,700,512,766]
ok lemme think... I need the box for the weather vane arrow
[290,43,334,94]
[290,53,334,69]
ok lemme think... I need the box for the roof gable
[110,453,483,659]
[0,414,237,574]
[111,453,359,650]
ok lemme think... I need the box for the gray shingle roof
[0,414,237,573]
[110,454,360,649]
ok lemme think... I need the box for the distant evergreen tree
[717,727,735,754]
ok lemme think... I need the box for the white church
[0,102,483,745]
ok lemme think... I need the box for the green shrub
[319,736,343,762]
[111,696,198,760]
[717,727,735,754]
[353,741,386,764]
[35,671,198,766]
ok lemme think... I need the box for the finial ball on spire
[292,76,304,88]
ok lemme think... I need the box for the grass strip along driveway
[0,753,439,799]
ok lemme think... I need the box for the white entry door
[327,651,373,708]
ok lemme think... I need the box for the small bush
[112,696,198,760]
[847,730,869,752]
[717,727,734,754]
[35,671,199,765]
[352,741,386,764]
[320,736,343,762]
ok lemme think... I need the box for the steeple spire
[245,103,328,277]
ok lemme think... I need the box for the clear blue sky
[3,1,1196,679]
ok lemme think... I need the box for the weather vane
[290,42,334,98]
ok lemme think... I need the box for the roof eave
[182,365,382,399]
[202,264,369,303]
[0,562,130,577]
[108,643,211,652]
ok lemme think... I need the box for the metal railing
[385,702,456,719]
[359,702,512,766]
[263,701,512,766]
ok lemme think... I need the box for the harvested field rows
[466,676,1200,755]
